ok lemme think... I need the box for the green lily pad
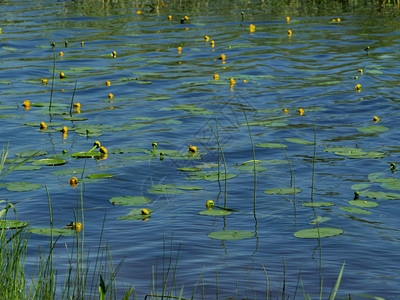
[71,152,104,158]
[294,228,343,239]
[62,117,88,121]
[357,125,389,134]
[53,168,85,176]
[110,196,151,206]
[24,122,63,127]
[27,227,75,236]
[368,171,385,181]
[176,185,204,190]
[199,210,232,216]
[87,173,114,179]
[235,164,268,172]
[350,183,371,190]
[177,167,202,172]
[309,216,331,225]
[323,147,385,159]
[256,143,287,148]
[348,200,378,208]
[32,158,67,166]
[13,165,42,171]
[15,150,48,157]
[359,191,400,200]
[207,230,254,240]
[204,173,237,181]
[302,202,334,207]
[147,188,184,194]
[381,179,400,190]
[284,138,314,145]
[0,182,42,192]
[339,206,372,215]
[264,187,301,195]
[0,220,29,229]
[117,208,153,220]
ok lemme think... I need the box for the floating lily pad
[87,173,114,179]
[13,165,42,171]
[62,117,88,121]
[71,152,104,158]
[53,168,85,176]
[351,183,371,190]
[32,158,67,166]
[294,228,343,239]
[15,150,48,157]
[117,208,153,220]
[381,179,400,190]
[177,167,202,172]
[235,164,268,172]
[147,188,184,194]
[0,182,42,192]
[176,185,204,190]
[204,173,237,181]
[359,191,400,200]
[339,206,372,215]
[323,147,385,159]
[207,230,254,240]
[284,138,314,145]
[109,196,151,206]
[264,187,301,195]
[0,220,29,229]
[302,202,334,207]
[24,122,63,127]
[256,143,287,148]
[357,125,389,134]
[368,171,385,181]
[199,210,232,216]
[27,227,75,236]
[309,216,331,225]
[348,200,378,208]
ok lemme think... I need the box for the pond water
[1,0,400,298]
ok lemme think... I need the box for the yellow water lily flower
[230,78,236,86]
[40,122,47,129]
[288,30,292,37]
[168,15,172,21]
[243,79,248,83]
[283,108,289,114]
[184,16,189,21]
[249,24,255,32]
[286,16,290,23]
[188,145,197,154]
[220,54,226,61]
[337,18,341,22]
[177,46,182,53]
[59,51,64,56]
[81,41,84,47]
[94,141,101,148]
[73,102,81,108]
[41,78,49,85]
[105,81,111,86]
[62,126,68,133]
[100,146,108,154]
[355,83,362,91]
[373,116,379,122]
[214,74,219,80]
[141,208,150,215]
[69,177,78,187]
[108,93,114,99]
[298,108,304,116]
[112,51,117,58]
[204,35,209,41]
[137,10,142,14]
[65,221,82,231]
[60,72,66,79]
[206,200,214,208]
[23,100,31,107]
[358,68,363,74]
[211,40,215,48]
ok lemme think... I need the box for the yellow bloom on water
[337,18,341,22]
[59,51,64,56]
[112,51,117,58]
[40,122,47,129]
[288,30,292,37]
[204,35,210,41]
[220,54,226,60]
[177,46,182,53]
[243,79,248,83]
[206,200,214,208]
[188,145,197,154]
[214,74,219,80]
[168,15,172,21]
[41,78,49,85]
[105,80,111,86]
[94,141,101,148]
[249,24,255,32]
[73,102,81,108]
[81,41,84,47]
[141,208,150,215]
[184,16,189,21]
[355,83,362,91]
[69,177,78,187]
[100,146,108,154]
[23,100,31,107]
[60,72,66,79]
[283,108,289,114]
[373,116,379,122]
[137,10,142,14]
[62,126,68,133]
[358,68,363,74]
[230,78,236,86]
[65,221,82,231]
[286,16,290,23]
[298,108,304,116]
[108,93,114,99]
[211,40,215,48]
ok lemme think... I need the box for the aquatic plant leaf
[87,173,114,179]
[381,179,400,190]
[109,196,151,206]
[284,138,314,145]
[264,188,301,195]
[176,185,204,190]
[27,227,75,236]
[357,125,389,134]
[263,159,289,165]
[15,150,47,157]
[368,171,385,181]
[0,220,28,229]
[24,122,63,127]
[32,158,67,166]
[199,210,232,216]
[13,165,42,171]
[348,200,378,208]
[71,152,104,158]
[53,168,85,176]
[302,202,334,207]
[208,230,254,240]
[294,228,343,239]
[350,183,371,190]
[359,191,400,200]
[177,167,202,172]
[62,117,88,121]
[204,173,237,181]
[235,164,267,172]
[109,148,148,154]
[309,216,331,225]
[147,188,184,194]
[256,143,287,148]
[117,208,153,220]
[339,206,372,215]
[0,182,42,192]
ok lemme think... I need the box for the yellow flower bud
[23,100,31,107]
[73,102,81,108]
[108,93,114,99]
[373,116,379,122]
[69,177,78,187]
[286,16,290,23]
[112,51,117,58]
[211,40,215,48]
[59,51,64,56]
[220,54,226,61]
[355,84,362,91]
[298,108,304,116]
[288,30,292,37]
[168,15,172,21]
[94,141,101,148]
[188,145,197,154]
[213,74,219,80]
[62,126,68,133]
[177,46,182,53]
[40,122,47,129]
[230,78,236,86]
[204,35,209,41]
[105,80,111,86]
[100,146,107,154]
[249,24,255,32]
[206,200,214,208]
[141,208,150,215]
[60,72,66,79]
[283,108,289,114]
[41,78,49,85]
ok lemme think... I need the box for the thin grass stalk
[191,265,204,299]
[215,266,219,300]
[282,258,286,300]
[262,264,269,300]
[311,119,317,203]
[49,42,56,114]
[69,80,78,116]
[329,262,345,300]
[279,139,296,214]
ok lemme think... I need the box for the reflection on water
[1,0,400,298]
